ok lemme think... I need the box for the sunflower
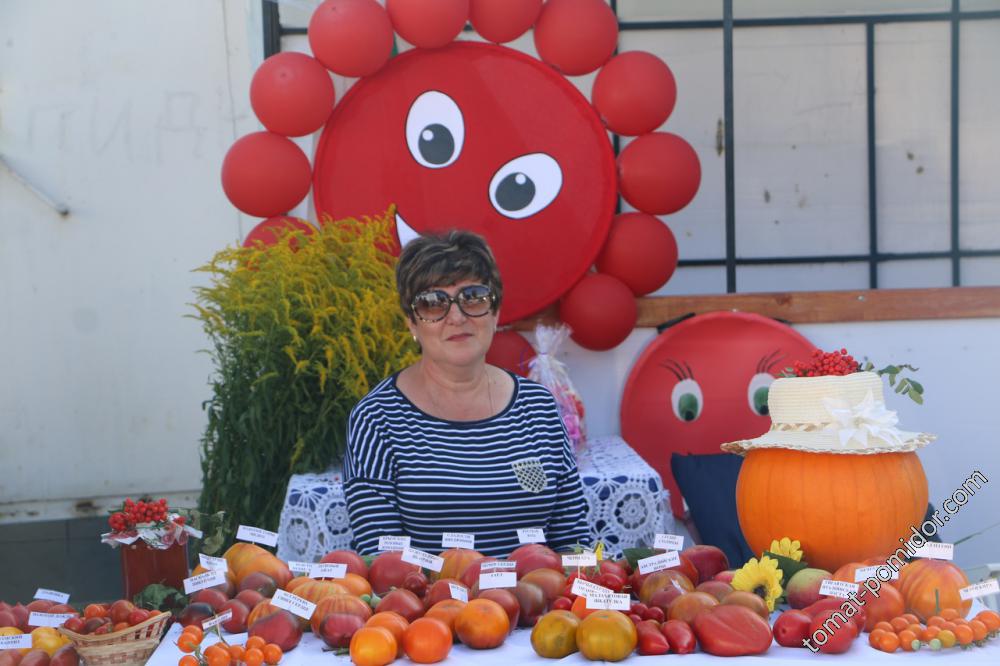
[731,556,784,611]
[769,537,803,562]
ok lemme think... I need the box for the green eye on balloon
[671,378,703,422]
[747,372,775,416]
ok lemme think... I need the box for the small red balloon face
[313,42,617,324]
[620,313,816,517]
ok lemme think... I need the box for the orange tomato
[940,608,960,621]
[920,625,940,642]
[226,644,245,661]
[927,616,946,628]
[243,647,264,666]
[262,643,283,665]
[899,561,972,622]
[873,621,894,633]
[976,610,1000,632]
[954,624,974,646]
[350,626,397,666]
[181,625,204,644]
[570,595,599,620]
[969,619,988,641]
[176,633,199,653]
[454,599,509,649]
[878,632,900,652]
[403,617,452,664]
[424,600,464,643]
[889,617,909,632]
[868,628,886,648]
[178,656,199,666]
[366,612,410,657]
[338,573,373,597]
[84,604,107,619]
[898,630,918,651]
[204,645,231,666]
[900,613,920,625]
[245,636,267,651]
[905,623,923,635]
[576,611,638,662]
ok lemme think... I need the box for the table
[277,436,673,561]
[148,614,1000,665]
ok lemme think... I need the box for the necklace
[425,368,493,419]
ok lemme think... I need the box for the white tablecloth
[277,436,672,561]
[147,614,1000,666]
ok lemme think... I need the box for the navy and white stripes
[343,372,590,557]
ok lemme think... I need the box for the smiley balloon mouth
[395,211,421,247]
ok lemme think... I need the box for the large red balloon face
[313,42,617,324]
[620,313,816,517]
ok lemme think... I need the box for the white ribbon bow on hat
[822,390,905,449]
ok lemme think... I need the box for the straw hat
[721,371,935,455]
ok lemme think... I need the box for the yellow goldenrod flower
[731,556,784,611]
[769,537,803,562]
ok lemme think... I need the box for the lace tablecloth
[277,435,672,561]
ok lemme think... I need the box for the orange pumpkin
[435,548,485,582]
[898,559,972,622]
[735,449,928,572]
[311,594,373,634]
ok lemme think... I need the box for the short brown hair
[396,230,503,321]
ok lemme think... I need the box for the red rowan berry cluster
[788,348,860,377]
[108,497,170,531]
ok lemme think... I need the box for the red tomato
[808,609,858,654]
[773,610,812,648]
[636,620,670,655]
[660,619,696,655]
[693,605,772,656]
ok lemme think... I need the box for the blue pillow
[671,453,754,567]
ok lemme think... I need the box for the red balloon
[387,0,469,49]
[618,132,701,215]
[221,132,312,218]
[596,213,678,296]
[559,273,637,351]
[534,0,618,76]
[486,330,537,377]
[470,0,542,43]
[251,53,335,137]
[592,51,677,136]
[243,216,315,249]
[308,0,394,77]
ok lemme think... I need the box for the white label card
[310,563,347,579]
[272,590,317,620]
[202,609,233,630]
[478,572,517,589]
[562,553,597,568]
[638,551,681,575]
[820,580,860,598]
[199,554,229,572]
[34,588,70,604]
[517,528,545,544]
[585,592,631,610]
[480,560,517,572]
[287,561,312,575]
[378,535,411,552]
[854,565,899,582]
[183,569,228,594]
[571,578,611,598]
[960,579,1000,601]
[401,547,444,573]
[236,525,278,548]
[28,612,75,627]
[449,583,469,602]
[911,542,955,560]
[0,635,33,650]
[654,534,685,551]
[185,526,204,539]
[441,532,476,549]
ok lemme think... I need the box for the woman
[343,230,590,557]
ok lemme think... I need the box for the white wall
[0,0,259,519]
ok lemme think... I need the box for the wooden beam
[512,286,1000,330]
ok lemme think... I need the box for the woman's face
[408,278,498,370]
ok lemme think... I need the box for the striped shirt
[343,371,590,557]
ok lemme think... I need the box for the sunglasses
[411,284,495,322]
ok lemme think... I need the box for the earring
[412,335,417,341]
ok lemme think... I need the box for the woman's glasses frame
[411,284,495,323]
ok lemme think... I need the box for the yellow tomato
[0,627,23,635]
[531,610,581,659]
[576,611,637,662]
[31,627,65,656]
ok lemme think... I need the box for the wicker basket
[58,611,170,666]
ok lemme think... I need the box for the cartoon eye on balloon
[221,0,702,351]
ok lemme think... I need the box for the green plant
[190,210,418,544]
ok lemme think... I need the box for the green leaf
[623,547,656,572]
[132,583,187,613]
[763,551,809,584]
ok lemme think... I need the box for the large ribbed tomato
[898,559,972,621]
[736,449,928,572]
[576,611,637,662]
[531,610,581,659]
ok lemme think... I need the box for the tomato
[82,605,107,620]
[178,656,199,666]
[576,611,637,662]
[635,620,669,656]
[176,633,199,653]
[802,597,865,635]
[261,644,283,665]
[773,610,811,648]
[693,604,772,656]
[349,626,397,666]
[661,619,696,654]
[242,648,264,666]
[180,626,204,644]
[402,617,452,664]
[530,610,580,659]
[808,609,857,654]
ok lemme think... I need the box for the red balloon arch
[221,0,702,351]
